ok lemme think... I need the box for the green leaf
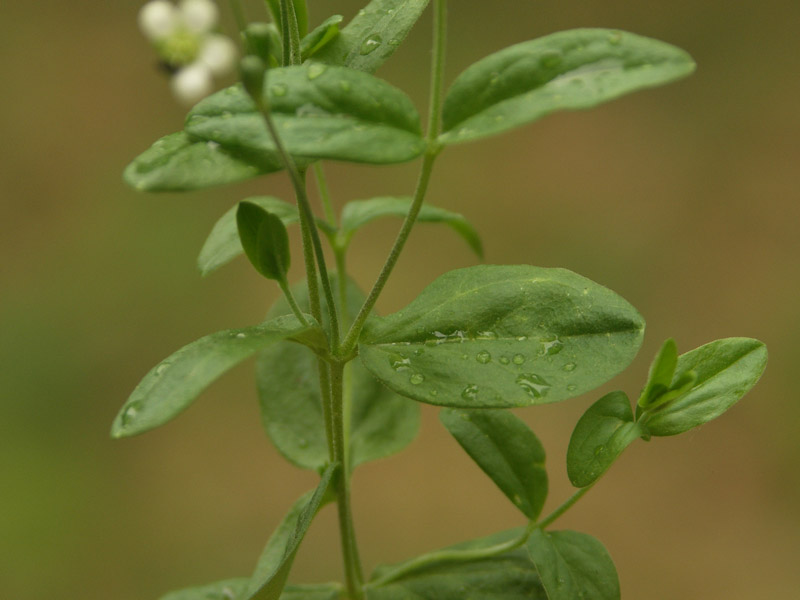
[638,338,678,407]
[159,578,249,600]
[111,314,319,438]
[367,529,546,599]
[359,265,645,408]
[643,338,767,436]
[566,391,642,488]
[237,202,291,281]
[185,65,425,165]
[123,132,275,192]
[258,276,419,470]
[440,408,547,520]
[301,15,344,61]
[278,585,343,600]
[527,529,620,600]
[244,463,339,600]
[198,197,299,277]
[339,197,483,257]
[439,29,695,146]
[313,0,431,73]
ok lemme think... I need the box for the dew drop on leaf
[409,373,424,385]
[155,361,170,376]
[359,33,383,55]
[499,356,510,365]
[461,384,479,401]
[594,445,606,456]
[567,383,578,392]
[540,336,564,355]
[121,401,143,426]
[476,350,491,364]
[563,362,577,371]
[513,354,526,365]
[271,83,288,97]
[540,50,563,69]
[389,355,411,371]
[608,30,623,45]
[307,63,327,80]
[515,373,550,399]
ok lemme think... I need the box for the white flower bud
[179,0,219,34]
[198,34,238,76]
[138,0,179,40]
[171,63,214,105]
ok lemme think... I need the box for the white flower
[137,0,236,104]
[171,63,214,105]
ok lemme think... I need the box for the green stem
[537,484,595,530]
[314,163,337,226]
[253,96,340,347]
[340,0,448,355]
[330,361,364,599]
[279,0,301,65]
[317,360,335,461]
[369,522,534,588]
[278,279,310,327]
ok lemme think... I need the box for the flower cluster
[138,0,237,105]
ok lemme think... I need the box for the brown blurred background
[1,1,798,598]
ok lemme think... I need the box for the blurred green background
[2,1,798,598]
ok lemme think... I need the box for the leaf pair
[566,337,767,487]
[197,195,481,278]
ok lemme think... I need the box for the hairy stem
[537,484,595,530]
[340,0,448,355]
[277,279,310,327]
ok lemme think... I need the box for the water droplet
[513,354,525,365]
[388,38,400,47]
[271,83,288,97]
[307,63,327,80]
[235,332,247,339]
[567,384,578,392]
[515,373,551,399]
[155,362,170,375]
[563,362,577,371]
[608,31,623,45]
[540,50,563,69]
[390,357,411,371]
[541,336,564,356]
[499,356,510,365]
[121,401,143,426]
[410,373,424,385]
[358,9,366,16]
[339,80,351,92]
[516,335,527,342]
[512,494,523,506]
[430,390,438,397]
[298,438,309,448]
[477,331,497,340]
[359,33,383,55]
[221,587,236,600]
[476,350,491,364]
[461,384,479,401]
[413,348,424,356]
[556,577,566,587]
[594,445,607,456]
[461,354,469,360]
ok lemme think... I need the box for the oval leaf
[527,529,620,600]
[440,29,695,145]
[258,277,419,470]
[124,132,275,192]
[198,197,299,277]
[643,338,767,436]
[313,0,431,74]
[358,265,645,408]
[244,463,338,600]
[339,197,483,257]
[638,338,678,407]
[185,65,425,165]
[440,408,547,520]
[301,15,344,61]
[237,202,291,281]
[567,391,642,488]
[368,529,546,600]
[111,314,318,438]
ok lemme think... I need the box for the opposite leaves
[237,202,291,281]
[359,265,645,408]
[440,28,695,145]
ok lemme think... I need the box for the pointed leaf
[527,529,620,600]
[237,202,291,281]
[258,277,419,470]
[339,197,483,257]
[244,463,339,600]
[359,265,645,408]
[198,197,299,277]
[111,315,319,438]
[185,65,425,165]
[367,529,546,600]
[638,338,678,407]
[301,15,344,61]
[643,338,767,436]
[440,408,547,520]
[314,0,431,73]
[567,391,642,487]
[123,132,276,192]
[159,578,249,600]
[440,29,695,145]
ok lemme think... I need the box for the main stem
[340,0,448,355]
